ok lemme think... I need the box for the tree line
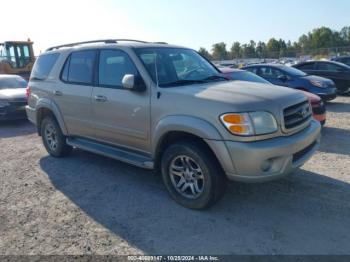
[198,26,350,60]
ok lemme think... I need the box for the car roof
[296,60,350,68]
[0,74,26,80]
[243,63,288,68]
[219,67,244,73]
[44,40,187,55]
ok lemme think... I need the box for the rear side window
[297,63,315,70]
[31,53,60,80]
[61,50,96,85]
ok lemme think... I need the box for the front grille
[283,101,312,130]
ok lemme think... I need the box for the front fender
[152,115,223,152]
[152,115,237,175]
[36,98,68,135]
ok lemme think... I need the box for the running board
[66,137,154,169]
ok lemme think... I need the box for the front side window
[258,67,284,79]
[99,50,138,87]
[62,50,96,84]
[135,48,221,87]
[317,62,343,72]
[31,53,60,80]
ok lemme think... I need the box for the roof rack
[46,39,150,51]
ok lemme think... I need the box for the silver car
[26,39,321,209]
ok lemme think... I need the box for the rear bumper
[222,120,321,182]
[25,105,37,125]
[0,105,27,121]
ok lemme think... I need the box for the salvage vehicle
[243,64,337,101]
[293,61,350,94]
[0,75,28,120]
[0,40,35,80]
[220,67,326,125]
[26,39,321,209]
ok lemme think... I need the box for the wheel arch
[152,116,227,172]
[35,99,68,136]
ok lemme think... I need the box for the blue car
[243,64,337,101]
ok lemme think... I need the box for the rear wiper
[160,79,205,87]
[202,75,229,82]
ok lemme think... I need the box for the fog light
[261,159,272,172]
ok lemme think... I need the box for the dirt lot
[0,96,350,255]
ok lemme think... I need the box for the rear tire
[161,141,227,210]
[41,116,72,157]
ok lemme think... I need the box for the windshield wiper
[202,75,229,82]
[159,79,205,87]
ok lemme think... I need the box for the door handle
[94,95,107,102]
[53,90,63,96]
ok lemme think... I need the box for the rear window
[0,76,27,89]
[30,53,60,80]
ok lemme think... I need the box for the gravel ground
[0,96,349,255]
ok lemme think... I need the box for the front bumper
[223,120,321,182]
[317,88,337,101]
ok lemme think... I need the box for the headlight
[220,112,278,136]
[310,80,325,88]
[0,100,10,107]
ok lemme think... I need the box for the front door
[91,49,151,153]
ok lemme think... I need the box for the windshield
[135,48,223,87]
[231,71,271,84]
[281,66,307,77]
[0,76,27,89]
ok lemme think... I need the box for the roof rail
[46,39,150,51]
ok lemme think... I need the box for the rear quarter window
[30,53,60,80]
[60,50,96,85]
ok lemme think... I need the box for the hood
[162,80,305,110]
[301,74,334,85]
[0,88,26,100]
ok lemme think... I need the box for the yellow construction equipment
[0,39,35,79]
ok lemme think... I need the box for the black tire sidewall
[161,142,223,209]
[41,117,70,157]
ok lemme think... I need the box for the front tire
[41,116,72,157]
[161,141,227,209]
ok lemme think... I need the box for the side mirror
[278,75,288,82]
[122,74,146,92]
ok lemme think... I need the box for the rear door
[91,49,151,153]
[315,62,350,92]
[54,50,97,138]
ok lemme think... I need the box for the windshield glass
[135,48,222,87]
[281,66,307,77]
[231,71,271,84]
[0,76,27,89]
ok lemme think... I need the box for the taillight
[26,86,31,101]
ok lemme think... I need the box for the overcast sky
[2,0,349,54]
